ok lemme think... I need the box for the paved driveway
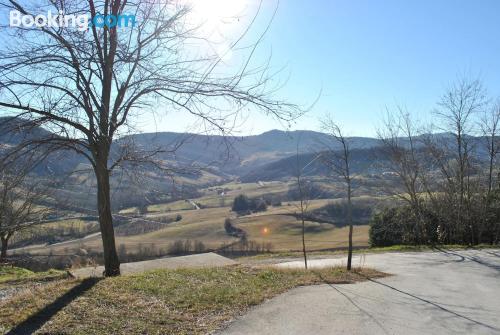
[218,249,500,335]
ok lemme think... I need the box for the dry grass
[120,181,292,214]
[0,266,385,335]
[0,266,67,288]
[15,179,374,256]
[236,214,370,251]
[14,201,370,256]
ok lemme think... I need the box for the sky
[154,0,500,137]
[1,1,499,137]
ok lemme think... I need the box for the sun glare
[190,0,249,23]
[184,0,250,61]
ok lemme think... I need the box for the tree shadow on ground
[7,278,101,335]
[361,275,500,332]
[484,250,500,258]
[434,248,500,273]
[313,270,500,333]
[313,272,391,334]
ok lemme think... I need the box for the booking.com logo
[9,10,136,31]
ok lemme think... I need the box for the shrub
[231,194,268,213]
[369,204,440,247]
[175,214,182,222]
[218,239,273,255]
[137,204,148,215]
[369,208,404,247]
[169,240,185,255]
[224,218,233,233]
[118,244,128,260]
[224,218,246,238]
[251,198,268,212]
[194,240,206,253]
[167,239,206,255]
[115,220,165,236]
[287,182,336,201]
[314,201,373,225]
[232,194,250,212]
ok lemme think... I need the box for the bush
[224,218,246,238]
[369,204,440,247]
[224,218,233,233]
[231,194,268,213]
[175,214,183,222]
[287,182,337,201]
[232,194,250,212]
[218,239,273,256]
[156,216,175,224]
[118,244,128,260]
[261,194,282,206]
[137,204,148,215]
[315,201,373,225]
[167,239,207,255]
[252,198,268,212]
[115,219,167,236]
[169,240,186,255]
[369,208,404,247]
[194,240,206,253]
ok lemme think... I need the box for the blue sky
[176,0,500,137]
[2,1,499,137]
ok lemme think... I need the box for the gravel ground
[0,287,21,301]
[0,282,53,302]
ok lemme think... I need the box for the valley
[11,179,380,260]
[3,123,401,266]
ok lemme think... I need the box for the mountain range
[0,117,383,178]
[0,117,493,210]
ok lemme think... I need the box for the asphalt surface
[218,249,500,335]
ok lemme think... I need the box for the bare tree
[378,109,422,207]
[377,108,432,243]
[0,1,302,275]
[320,116,354,270]
[480,101,500,196]
[0,163,48,260]
[293,144,310,269]
[434,78,487,244]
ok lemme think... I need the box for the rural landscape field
[1,0,500,334]
[11,180,374,257]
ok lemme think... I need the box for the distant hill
[1,117,492,179]
[0,117,494,210]
[0,117,85,176]
[240,147,392,182]
[123,130,382,175]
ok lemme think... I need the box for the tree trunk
[488,150,494,196]
[0,236,8,261]
[347,180,353,271]
[347,224,353,270]
[301,214,308,270]
[95,162,120,276]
